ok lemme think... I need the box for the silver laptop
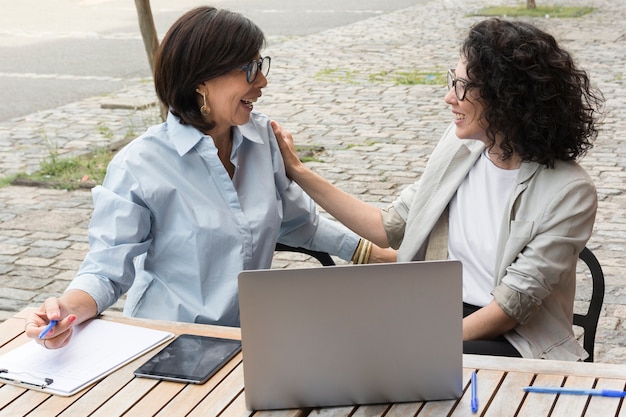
[238,260,463,411]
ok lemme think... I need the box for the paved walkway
[1,0,624,363]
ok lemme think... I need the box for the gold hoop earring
[195,88,210,116]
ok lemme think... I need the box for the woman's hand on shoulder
[271,120,303,178]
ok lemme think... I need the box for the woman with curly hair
[273,18,604,360]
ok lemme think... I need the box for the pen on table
[471,371,478,413]
[38,320,58,339]
[523,386,626,397]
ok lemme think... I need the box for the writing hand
[24,297,76,349]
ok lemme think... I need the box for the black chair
[574,247,605,362]
[275,244,605,361]
[274,243,336,266]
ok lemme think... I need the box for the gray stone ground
[0,0,624,363]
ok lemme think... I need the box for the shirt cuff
[492,283,541,325]
[66,274,117,315]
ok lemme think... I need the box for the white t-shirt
[448,150,519,306]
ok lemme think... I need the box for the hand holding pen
[24,297,77,350]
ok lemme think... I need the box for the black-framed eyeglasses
[240,56,271,84]
[447,68,470,101]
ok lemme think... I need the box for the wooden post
[134,0,159,72]
[134,0,168,121]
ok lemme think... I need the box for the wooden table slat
[0,384,27,412]
[216,388,252,417]
[299,405,355,417]
[464,354,626,380]
[414,397,458,416]
[153,353,243,416]
[584,377,626,417]
[618,395,626,417]
[517,373,565,417]
[386,401,424,416]
[0,317,26,351]
[187,360,245,417]
[451,368,503,417]
[0,387,48,417]
[254,408,309,417]
[351,404,390,417]
[100,311,241,341]
[120,379,187,417]
[549,375,595,417]
[483,371,535,417]
[89,374,160,417]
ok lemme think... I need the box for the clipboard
[0,318,174,396]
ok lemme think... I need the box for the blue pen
[38,320,58,339]
[471,371,478,413]
[524,386,626,397]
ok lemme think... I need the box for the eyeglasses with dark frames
[240,56,271,84]
[447,68,470,101]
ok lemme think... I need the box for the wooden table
[2,309,626,417]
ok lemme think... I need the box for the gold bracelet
[357,244,366,264]
[363,240,372,264]
[353,239,372,264]
[352,239,364,263]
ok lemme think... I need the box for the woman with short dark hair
[25,6,395,350]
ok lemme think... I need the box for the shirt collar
[168,112,265,156]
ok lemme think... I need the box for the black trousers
[463,303,522,358]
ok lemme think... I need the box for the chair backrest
[573,247,605,362]
[274,243,336,267]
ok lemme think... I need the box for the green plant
[11,146,114,190]
[97,124,114,139]
[371,70,445,85]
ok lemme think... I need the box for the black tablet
[134,334,241,384]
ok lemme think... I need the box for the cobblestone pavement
[1,0,624,362]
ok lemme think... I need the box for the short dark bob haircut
[461,18,604,168]
[154,7,266,132]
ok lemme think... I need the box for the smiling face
[444,58,489,144]
[198,56,268,139]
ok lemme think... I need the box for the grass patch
[11,146,115,190]
[314,68,363,84]
[470,5,594,18]
[373,70,445,85]
[4,108,161,190]
[295,145,325,163]
[316,68,446,85]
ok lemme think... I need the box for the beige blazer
[384,123,597,360]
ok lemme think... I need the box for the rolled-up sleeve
[381,206,406,250]
[492,283,540,324]
[494,175,597,325]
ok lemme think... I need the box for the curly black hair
[461,18,604,168]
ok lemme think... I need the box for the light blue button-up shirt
[67,111,359,326]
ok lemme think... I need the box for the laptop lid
[238,260,463,410]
